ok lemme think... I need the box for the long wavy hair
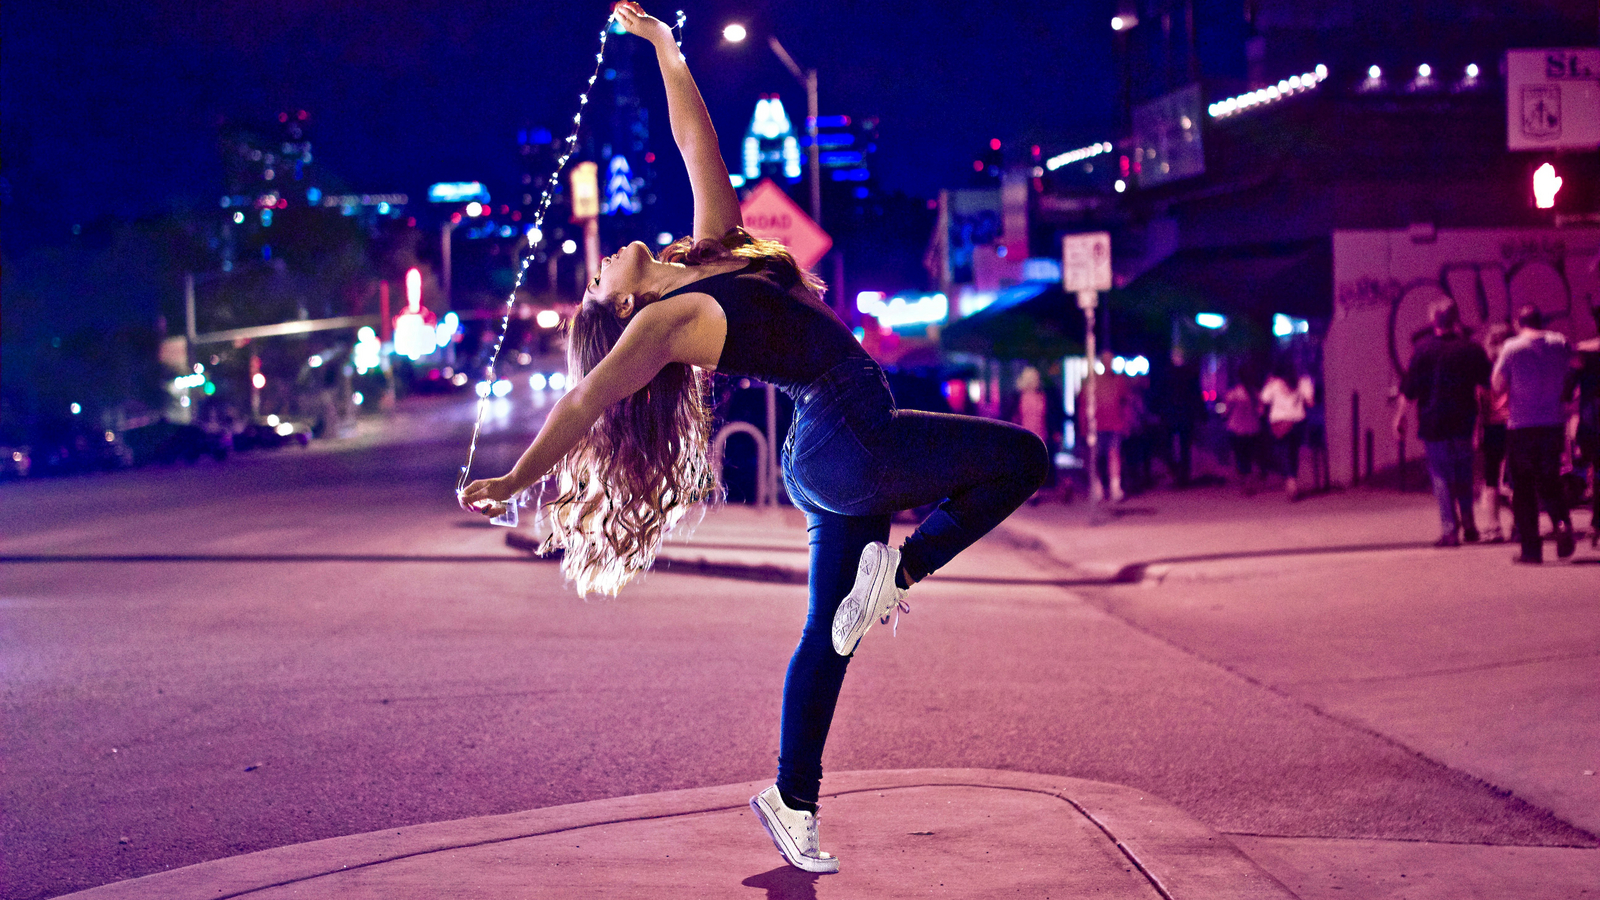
[538,227,825,595]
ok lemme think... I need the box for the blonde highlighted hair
[537,227,824,595]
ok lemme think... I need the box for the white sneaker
[751,785,839,873]
[831,541,908,656]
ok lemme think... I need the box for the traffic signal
[1527,156,1596,214]
[1533,162,1562,209]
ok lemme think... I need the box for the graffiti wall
[1326,227,1600,485]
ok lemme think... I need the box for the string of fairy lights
[456,8,686,518]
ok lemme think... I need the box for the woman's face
[584,240,655,310]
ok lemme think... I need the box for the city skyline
[1,0,1132,243]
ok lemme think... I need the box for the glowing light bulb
[723,23,746,42]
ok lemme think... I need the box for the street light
[723,23,821,228]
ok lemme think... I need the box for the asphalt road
[1,393,1591,899]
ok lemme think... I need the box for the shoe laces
[879,590,911,635]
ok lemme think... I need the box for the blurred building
[215,111,408,275]
[946,0,1599,487]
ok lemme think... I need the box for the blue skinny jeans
[774,359,1049,809]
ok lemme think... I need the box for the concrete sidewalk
[62,769,1291,899]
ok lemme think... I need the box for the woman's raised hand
[612,2,675,47]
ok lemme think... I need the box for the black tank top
[659,257,870,395]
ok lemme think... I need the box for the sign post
[1063,232,1113,503]
[569,161,601,285]
[739,179,834,505]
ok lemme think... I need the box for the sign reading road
[739,179,832,271]
[1507,48,1600,151]
[1062,231,1112,294]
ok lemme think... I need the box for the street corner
[57,770,1292,900]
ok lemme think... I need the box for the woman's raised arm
[614,2,742,241]
[457,301,692,514]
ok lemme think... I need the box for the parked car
[120,420,232,465]
[232,419,310,452]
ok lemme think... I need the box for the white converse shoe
[751,785,839,873]
[831,541,909,656]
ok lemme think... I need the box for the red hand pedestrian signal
[1533,163,1563,209]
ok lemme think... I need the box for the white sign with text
[1507,48,1600,150]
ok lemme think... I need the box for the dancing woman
[459,2,1048,873]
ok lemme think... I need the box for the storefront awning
[1120,239,1331,320]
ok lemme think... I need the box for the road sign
[1062,232,1112,293]
[1507,48,1600,151]
[739,179,832,270]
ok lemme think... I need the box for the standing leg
[1284,423,1305,500]
[1423,439,1460,542]
[1481,425,1507,541]
[1507,428,1541,562]
[1527,426,1574,557]
[1591,455,1600,545]
[1450,437,1478,540]
[1106,432,1125,502]
[775,508,889,811]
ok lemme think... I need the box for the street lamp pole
[763,35,821,227]
[726,26,824,507]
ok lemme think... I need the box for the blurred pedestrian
[1260,359,1315,500]
[1478,324,1514,542]
[1393,300,1491,546]
[1005,366,1061,501]
[1568,303,1600,547]
[1223,369,1264,494]
[1492,305,1576,563]
[460,3,1048,873]
[1158,346,1206,487]
[1079,351,1132,502]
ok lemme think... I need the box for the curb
[60,769,1294,900]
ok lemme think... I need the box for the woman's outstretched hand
[458,476,514,516]
[612,1,674,48]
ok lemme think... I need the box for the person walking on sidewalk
[1079,352,1133,502]
[1492,305,1576,563]
[460,3,1047,875]
[1223,368,1264,494]
[1478,324,1514,542]
[1570,303,1600,547]
[1260,359,1315,500]
[1393,300,1491,546]
[1005,366,1062,502]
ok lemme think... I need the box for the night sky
[2,0,1126,240]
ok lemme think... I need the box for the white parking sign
[1507,48,1600,150]
[1062,232,1112,293]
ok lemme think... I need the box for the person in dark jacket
[1394,300,1491,546]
